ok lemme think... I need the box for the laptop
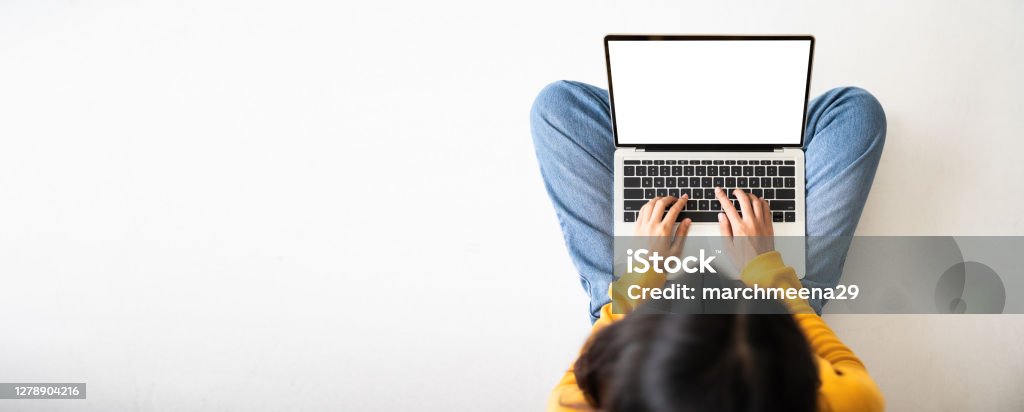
[608,35,813,275]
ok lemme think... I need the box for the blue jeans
[530,81,887,322]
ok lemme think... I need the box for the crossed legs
[530,80,886,322]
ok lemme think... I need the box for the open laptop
[608,35,813,275]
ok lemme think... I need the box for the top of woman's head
[573,304,820,412]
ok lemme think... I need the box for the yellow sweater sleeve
[547,270,665,411]
[741,252,885,412]
[548,251,885,412]
[546,302,622,411]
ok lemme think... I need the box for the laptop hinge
[638,145,776,152]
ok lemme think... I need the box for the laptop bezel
[604,34,815,151]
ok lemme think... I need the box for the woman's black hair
[573,300,820,412]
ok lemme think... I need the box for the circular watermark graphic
[935,261,1005,314]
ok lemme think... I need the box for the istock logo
[626,248,717,274]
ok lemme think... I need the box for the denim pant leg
[530,81,616,323]
[802,87,887,310]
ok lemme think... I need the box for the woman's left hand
[633,195,692,258]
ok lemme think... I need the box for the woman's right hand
[633,195,692,259]
[714,187,775,270]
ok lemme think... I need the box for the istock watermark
[611,236,1023,314]
[625,248,718,274]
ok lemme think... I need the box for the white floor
[0,1,1022,410]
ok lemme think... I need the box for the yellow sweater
[548,251,884,412]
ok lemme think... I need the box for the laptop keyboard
[623,159,798,223]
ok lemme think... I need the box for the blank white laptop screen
[607,39,812,145]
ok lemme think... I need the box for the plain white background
[0,0,1022,410]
